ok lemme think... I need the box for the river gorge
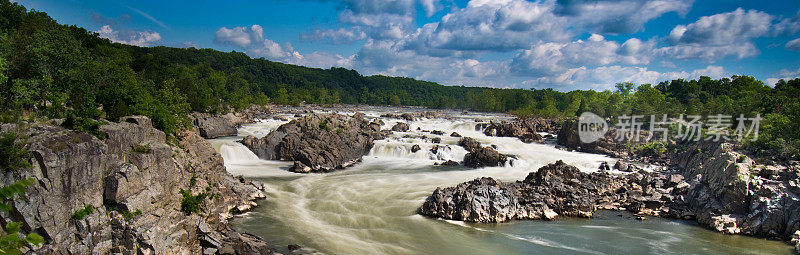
[209,108,794,254]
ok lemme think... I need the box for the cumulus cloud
[765,68,800,86]
[94,25,161,47]
[214,25,355,69]
[554,0,693,34]
[524,65,726,90]
[661,8,773,61]
[511,35,656,76]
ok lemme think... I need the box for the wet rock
[411,145,421,153]
[391,122,410,132]
[463,147,507,168]
[431,137,441,144]
[288,244,302,251]
[431,130,445,135]
[483,118,552,143]
[242,114,391,173]
[450,132,462,137]
[441,160,459,166]
[457,137,481,153]
[193,113,239,139]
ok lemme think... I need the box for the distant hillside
[1,0,799,158]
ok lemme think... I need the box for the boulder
[457,137,481,153]
[391,122,410,132]
[450,132,462,137]
[463,147,506,168]
[242,114,391,173]
[193,113,238,139]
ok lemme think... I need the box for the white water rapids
[210,109,792,255]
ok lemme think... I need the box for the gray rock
[242,114,390,173]
[391,122,410,132]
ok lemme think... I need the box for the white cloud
[511,35,655,75]
[661,8,772,61]
[94,25,161,47]
[524,65,726,91]
[786,38,800,52]
[766,68,800,86]
[300,28,367,44]
[554,0,693,34]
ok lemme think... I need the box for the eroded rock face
[1,116,272,254]
[193,113,239,139]
[483,118,553,143]
[242,113,391,173]
[420,160,669,222]
[666,142,800,241]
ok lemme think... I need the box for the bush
[636,141,667,156]
[319,118,331,131]
[180,189,207,215]
[1,178,44,253]
[0,132,31,173]
[71,205,94,220]
[62,114,108,140]
[106,205,142,222]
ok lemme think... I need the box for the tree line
[0,0,798,158]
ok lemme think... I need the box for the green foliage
[636,141,667,156]
[0,178,43,254]
[61,114,107,139]
[130,143,151,154]
[105,205,142,222]
[737,155,747,163]
[0,0,799,159]
[0,132,30,173]
[71,205,94,220]
[319,118,331,131]
[179,189,207,215]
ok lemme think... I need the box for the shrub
[636,141,667,156]
[106,205,142,222]
[71,205,94,220]
[1,178,44,253]
[737,155,747,163]
[62,115,108,140]
[0,132,31,173]
[319,118,331,131]
[180,189,207,215]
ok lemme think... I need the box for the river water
[210,108,793,255]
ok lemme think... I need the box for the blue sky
[15,0,800,91]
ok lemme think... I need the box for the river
[210,108,793,255]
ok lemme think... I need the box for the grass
[71,205,94,220]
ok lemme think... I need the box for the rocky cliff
[421,141,800,249]
[242,113,390,173]
[0,116,273,254]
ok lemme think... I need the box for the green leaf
[24,233,43,245]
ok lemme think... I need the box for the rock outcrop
[457,137,508,168]
[665,142,800,241]
[483,118,556,143]
[420,160,660,222]
[193,113,239,139]
[242,113,391,173]
[0,116,272,254]
[423,141,800,249]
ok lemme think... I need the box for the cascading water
[210,108,792,255]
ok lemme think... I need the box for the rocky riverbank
[420,139,800,251]
[0,116,275,254]
[241,113,391,173]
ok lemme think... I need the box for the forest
[0,0,798,159]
